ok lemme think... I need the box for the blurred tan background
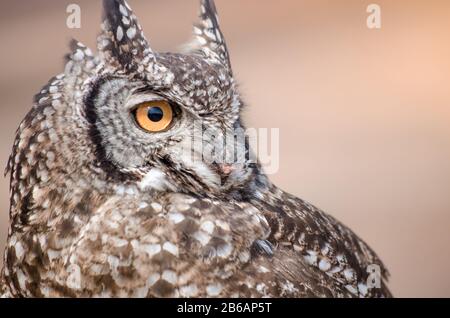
[0,0,449,297]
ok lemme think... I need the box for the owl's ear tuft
[64,39,97,77]
[185,0,232,74]
[98,0,155,74]
[65,39,94,63]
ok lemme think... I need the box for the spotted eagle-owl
[0,0,391,298]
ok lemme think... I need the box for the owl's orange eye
[134,101,173,132]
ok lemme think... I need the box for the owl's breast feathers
[1,185,391,298]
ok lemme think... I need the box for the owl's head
[22,0,263,199]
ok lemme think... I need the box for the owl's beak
[216,164,234,176]
[212,163,235,187]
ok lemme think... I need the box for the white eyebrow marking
[124,92,166,110]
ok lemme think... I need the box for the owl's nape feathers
[0,0,391,298]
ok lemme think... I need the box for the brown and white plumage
[0,0,391,298]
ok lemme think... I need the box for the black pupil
[147,107,164,122]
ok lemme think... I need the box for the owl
[0,0,391,298]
